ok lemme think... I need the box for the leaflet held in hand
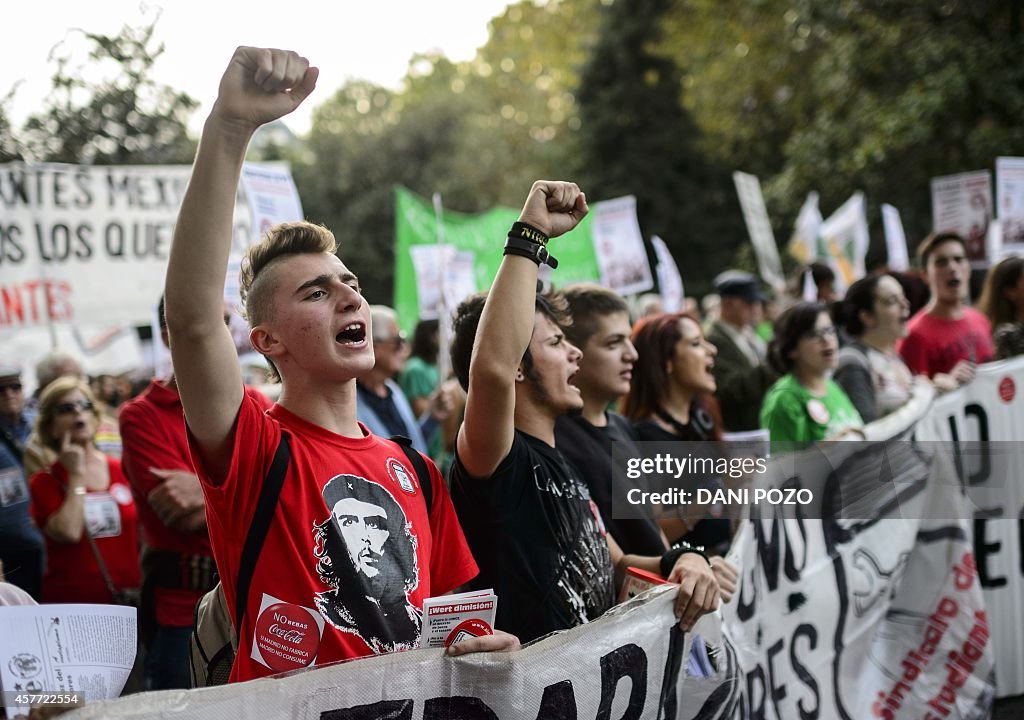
[421,589,496,648]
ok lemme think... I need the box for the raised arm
[456,181,587,478]
[165,48,317,479]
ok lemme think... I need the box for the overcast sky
[3,0,513,134]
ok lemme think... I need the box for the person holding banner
[760,302,863,446]
[898,232,993,378]
[977,255,1024,359]
[833,274,915,422]
[164,47,516,683]
[449,182,719,644]
[553,284,667,557]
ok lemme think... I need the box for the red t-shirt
[188,392,478,682]
[30,458,141,604]
[898,307,994,377]
[119,380,271,626]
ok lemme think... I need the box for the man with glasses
[0,362,45,599]
[356,305,455,455]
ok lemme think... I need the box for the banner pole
[432,193,451,382]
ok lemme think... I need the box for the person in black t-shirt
[554,284,667,557]
[449,182,720,644]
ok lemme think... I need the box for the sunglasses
[55,400,95,415]
[0,382,23,393]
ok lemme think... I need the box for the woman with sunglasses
[28,377,140,604]
[761,302,863,447]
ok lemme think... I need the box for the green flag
[393,187,602,331]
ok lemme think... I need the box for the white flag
[881,203,909,271]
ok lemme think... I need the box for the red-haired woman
[622,312,734,558]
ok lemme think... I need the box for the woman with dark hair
[621,312,732,554]
[28,377,140,604]
[760,302,862,445]
[833,274,915,423]
[977,255,1024,359]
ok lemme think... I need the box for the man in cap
[0,362,44,599]
[705,271,776,431]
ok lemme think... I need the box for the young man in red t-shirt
[898,232,993,382]
[165,47,516,683]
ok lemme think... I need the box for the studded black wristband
[660,541,710,577]
[504,236,559,269]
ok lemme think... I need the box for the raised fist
[212,47,319,131]
[517,181,589,239]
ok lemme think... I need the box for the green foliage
[659,0,1024,269]
[0,91,21,162]
[21,19,197,165]
[576,0,744,294]
[293,0,604,302]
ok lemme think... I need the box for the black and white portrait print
[312,474,421,653]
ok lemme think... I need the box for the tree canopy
[7,1,1024,299]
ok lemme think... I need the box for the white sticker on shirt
[84,493,122,539]
[0,467,29,507]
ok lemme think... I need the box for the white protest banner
[930,170,992,264]
[651,235,684,313]
[915,357,1024,697]
[0,162,297,335]
[789,191,822,265]
[881,203,909,271]
[817,192,869,294]
[733,172,785,293]
[995,156,1024,256]
[590,195,654,296]
[239,162,304,245]
[721,421,997,717]
[67,588,734,719]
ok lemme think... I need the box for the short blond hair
[239,221,338,327]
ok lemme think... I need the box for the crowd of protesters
[0,46,1020,703]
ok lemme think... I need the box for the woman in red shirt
[29,376,140,604]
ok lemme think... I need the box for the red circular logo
[999,376,1015,403]
[254,602,320,673]
[444,618,493,648]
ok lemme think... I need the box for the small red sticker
[445,618,493,647]
[999,376,1015,403]
[253,602,321,673]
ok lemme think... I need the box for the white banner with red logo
[915,357,1024,697]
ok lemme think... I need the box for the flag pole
[432,192,451,382]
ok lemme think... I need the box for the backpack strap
[234,432,291,638]
[389,435,433,515]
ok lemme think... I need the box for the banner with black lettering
[65,587,736,719]
[715,388,999,717]
[915,357,1024,697]
[0,161,298,333]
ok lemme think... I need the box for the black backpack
[188,434,433,687]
